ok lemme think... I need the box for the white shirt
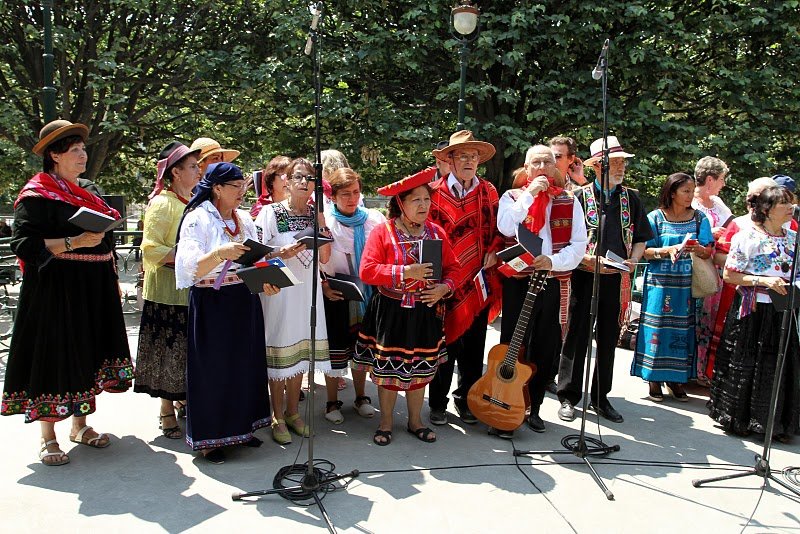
[497,189,588,272]
[321,209,386,276]
[447,173,479,198]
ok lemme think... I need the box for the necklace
[397,217,422,236]
[223,210,243,242]
[168,187,190,205]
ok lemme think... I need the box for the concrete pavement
[1,281,799,533]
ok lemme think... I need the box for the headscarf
[176,162,244,242]
[331,204,371,314]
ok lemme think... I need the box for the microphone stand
[514,39,619,501]
[692,208,800,498]
[232,6,359,531]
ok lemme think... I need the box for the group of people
[2,119,798,467]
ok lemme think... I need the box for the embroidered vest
[581,185,633,256]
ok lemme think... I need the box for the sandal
[69,425,110,448]
[354,395,376,418]
[174,401,187,418]
[271,419,292,445]
[666,382,689,402]
[159,413,182,439]
[325,400,344,424]
[39,439,70,466]
[373,428,392,446]
[284,412,310,437]
[647,382,664,402]
[407,425,436,443]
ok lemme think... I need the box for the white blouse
[175,201,258,289]
[692,195,732,228]
[321,209,386,277]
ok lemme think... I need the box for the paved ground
[1,275,799,533]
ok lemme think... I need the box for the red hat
[377,166,437,197]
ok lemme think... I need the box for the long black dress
[1,196,133,423]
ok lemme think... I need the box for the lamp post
[451,2,480,131]
[42,0,57,122]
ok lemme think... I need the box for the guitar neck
[506,271,549,366]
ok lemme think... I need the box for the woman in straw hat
[353,170,460,446]
[189,137,240,177]
[175,162,278,463]
[1,120,133,466]
[133,142,201,439]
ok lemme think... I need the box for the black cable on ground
[271,459,352,505]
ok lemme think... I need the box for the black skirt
[134,300,188,400]
[354,292,447,391]
[708,299,800,436]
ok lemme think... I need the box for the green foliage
[0,0,798,215]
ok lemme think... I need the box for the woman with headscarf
[1,120,133,466]
[175,162,277,463]
[353,171,459,446]
[320,168,385,424]
[133,142,201,439]
[256,157,333,445]
[250,155,291,219]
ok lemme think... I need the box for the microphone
[304,3,322,56]
[591,39,610,80]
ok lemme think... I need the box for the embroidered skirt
[708,299,800,437]
[186,284,270,450]
[354,292,447,391]
[133,300,188,400]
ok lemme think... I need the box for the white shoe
[354,396,376,418]
[325,401,344,424]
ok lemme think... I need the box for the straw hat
[584,136,635,166]
[432,130,495,164]
[32,119,89,156]
[189,137,240,163]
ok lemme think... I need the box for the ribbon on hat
[149,143,198,201]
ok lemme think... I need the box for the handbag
[690,213,721,298]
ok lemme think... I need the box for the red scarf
[526,175,564,234]
[15,172,120,219]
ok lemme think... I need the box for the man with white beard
[556,136,653,424]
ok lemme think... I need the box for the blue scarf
[332,205,371,315]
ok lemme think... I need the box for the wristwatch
[653,249,661,259]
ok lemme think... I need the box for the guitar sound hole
[498,364,515,380]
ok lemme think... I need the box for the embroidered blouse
[175,201,257,289]
[726,225,797,308]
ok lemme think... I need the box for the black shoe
[429,409,448,426]
[590,401,624,423]
[454,404,478,425]
[488,427,514,439]
[202,448,225,464]
[545,381,558,395]
[526,413,546,433]
[244,437,263,448]
[557,400,576,422]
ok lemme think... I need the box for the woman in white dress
[256,157,333,445]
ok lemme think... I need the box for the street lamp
[42,0,57,122]
[451,2,480,131]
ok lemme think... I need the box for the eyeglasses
[527,160,552,168]
[220,182,247,190]
[454,154,479,162]
[290,174,316,182]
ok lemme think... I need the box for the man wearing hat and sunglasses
[556,135,652,424]
[426,130,505,427]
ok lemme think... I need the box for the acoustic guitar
[467,270,548,431]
